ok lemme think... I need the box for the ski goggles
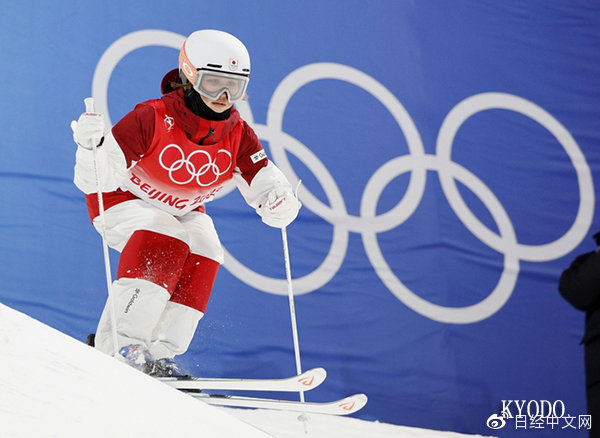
[193,70,249,103]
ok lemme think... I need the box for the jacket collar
[161,79,240,145]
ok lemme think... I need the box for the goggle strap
[179,41,198,85]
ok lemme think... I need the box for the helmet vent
[207,63,222,69]
[242,68,250,72]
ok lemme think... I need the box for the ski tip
[304,367,326,377]
[314,367,327,379]
[337,393,368,415]
[298,367,327,389]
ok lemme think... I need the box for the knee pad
[170,254,220,313]
[117,230,190,293]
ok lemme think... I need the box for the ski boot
[118,344,153,371]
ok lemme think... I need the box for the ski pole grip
[84,97,95,113]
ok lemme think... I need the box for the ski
[188,392,368,415]
[159,367,327,392]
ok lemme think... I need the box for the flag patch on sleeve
[250,149,267,163]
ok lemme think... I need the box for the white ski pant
[92,199,223,359]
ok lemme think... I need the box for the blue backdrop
[1,1,599,436]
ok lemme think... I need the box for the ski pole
[281,225,305,403]
[85,97,119,357]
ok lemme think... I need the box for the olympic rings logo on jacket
[158,144,233,187]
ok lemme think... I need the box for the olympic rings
[158,144,232,186]
[93,30,594,324]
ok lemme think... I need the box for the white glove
[257,186,301,228]
[70,98,105,150]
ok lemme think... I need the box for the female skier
[71,29,300,376]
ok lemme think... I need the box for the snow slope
[225,408,495,438]
[0,303,270,437]
[0,303,493,437]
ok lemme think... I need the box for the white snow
[223,408,495,438]
[0,303,494,438]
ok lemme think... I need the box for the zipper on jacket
[198,127,215,145]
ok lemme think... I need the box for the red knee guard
[170,254,220,313]
[117,230,190,293]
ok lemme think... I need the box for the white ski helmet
[179,30,251,103]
